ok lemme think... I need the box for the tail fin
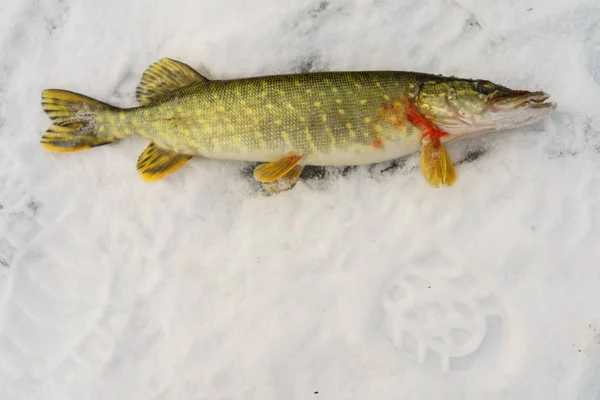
[41,89,116,152]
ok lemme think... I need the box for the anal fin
[253,153,303,183]
[420,139,456,188]
[137,142,193,181]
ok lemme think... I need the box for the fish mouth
[440,89,556,137]
[489,90,556,111]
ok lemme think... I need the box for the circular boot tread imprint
[380,265,505,372]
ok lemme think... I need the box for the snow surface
[1,0,600,398]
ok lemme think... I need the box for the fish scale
[108,71,422,163]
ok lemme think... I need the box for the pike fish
[40,58,556,190]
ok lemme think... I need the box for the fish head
[414,77,556,138]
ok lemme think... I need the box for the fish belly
[190,132,422,166]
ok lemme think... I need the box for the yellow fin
[136,58,208,105]
[283,165,304,182]
[253,154,303,183]
[420,140,456,188]
[42,89,114,126]
[41,124,114,152]
[137,142,193,181]
[262,165,304,195]
[40,89,116,152]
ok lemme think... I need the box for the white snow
[1,0,600,398]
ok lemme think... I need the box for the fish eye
[474,80,496,95]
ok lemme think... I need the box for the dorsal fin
[136,58,208,105]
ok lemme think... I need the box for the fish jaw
[433,90,556,138]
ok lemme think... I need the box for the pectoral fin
[137,142,193,181]
[420,139,456,188]
[253,153,303,183]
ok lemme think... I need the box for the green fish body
[41,58,555,189]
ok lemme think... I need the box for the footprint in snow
[378,262,505,373]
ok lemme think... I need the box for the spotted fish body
[40,58,555,188]
[104,71,430,165]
